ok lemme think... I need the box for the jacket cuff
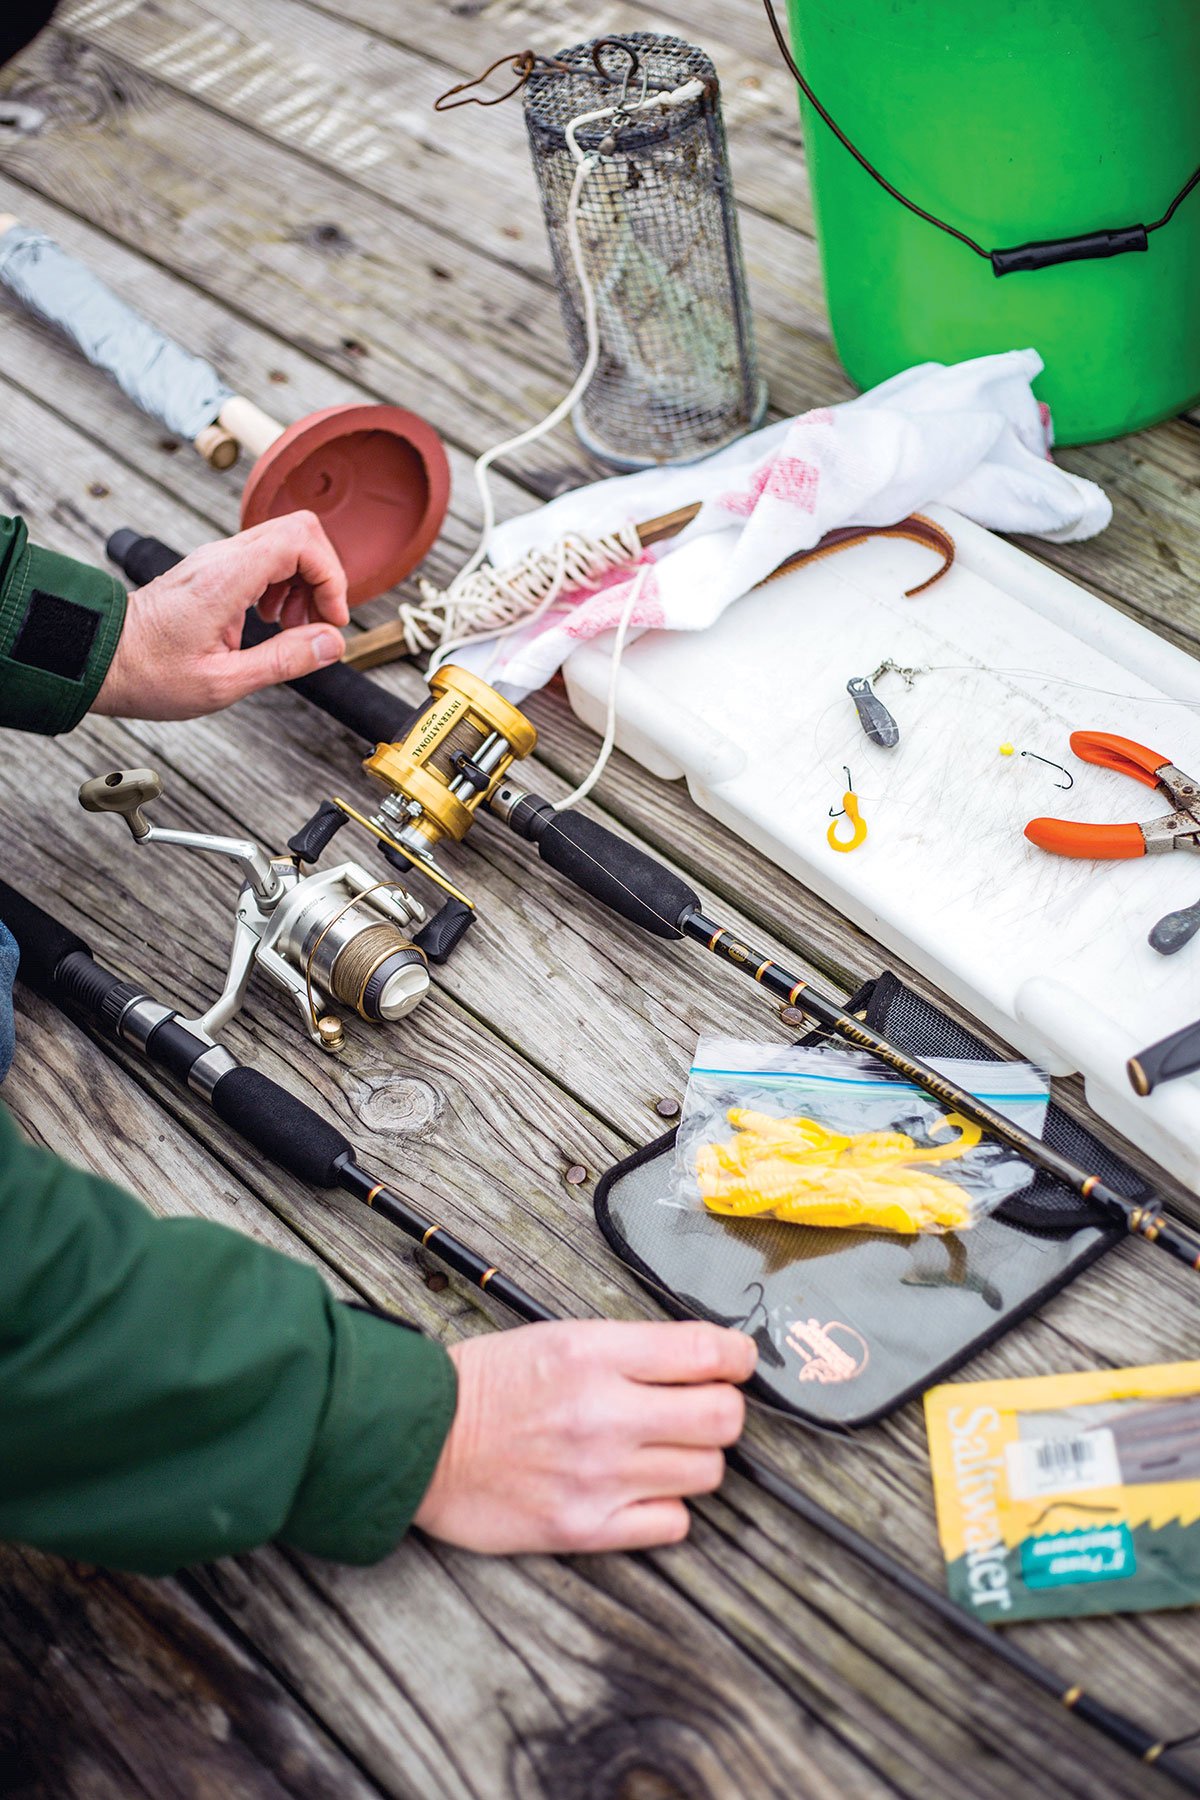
[0,519,127,735]
[280,1304,457,1564]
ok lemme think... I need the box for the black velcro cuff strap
[11,588,101,682]
[0,536,126,735]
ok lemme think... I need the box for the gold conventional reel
[333,665,539,902]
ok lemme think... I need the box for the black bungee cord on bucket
[760,0,1200,276]
[2,873,1197,1790]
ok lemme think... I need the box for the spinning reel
[77,668,543,1056]
[79,769,430,1052]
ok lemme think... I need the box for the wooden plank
[0,365,834,1116]
[0,153,594,694]
[5,364,1200,1791]
[8,354,1191,1277]
[3,245,1193,1230]
[0,33,596,484]
[191,1535,940,1800]
[4,203,1192,1201]
[0,165,553,649]
[3,358,1196,1446]
[185,1513,1175,1800]
[0,1547,385,1799]
[5,23,1198,658]
[4,15,1200,1788]
[0,21,822,481]
[5,867,1074,1800]
[25,921,1176,1797]
[53,0,814,263]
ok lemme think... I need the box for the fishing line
[551,562,652,809]
[421,143,601,674]
[878,662,1200,710]
[813,655,1200,792]
[422,75,701,680]
[411,76,705,810]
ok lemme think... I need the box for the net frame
[523,34,766,469]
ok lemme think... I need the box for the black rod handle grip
[209,1066,355,1188]
[0,876,355,1188]
[501,794,699,939]
[1128,1017,1200,1096]
[105,529,181,587]
[0,878,92,994]
[106,529,425,748]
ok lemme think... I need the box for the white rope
[418,78,704,685]
[551,562,651,810]
[398,522,643,658]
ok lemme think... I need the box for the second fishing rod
[105,530,1200,1276]
[4,875,1192,1790]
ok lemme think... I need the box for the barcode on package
[1006,1427,1122,1501]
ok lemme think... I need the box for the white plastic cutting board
[563,503,1200,1189]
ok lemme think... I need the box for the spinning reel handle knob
[79,768,163,839]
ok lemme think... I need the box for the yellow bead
[999,742,1015,756]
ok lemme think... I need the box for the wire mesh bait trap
[523,34,767,470]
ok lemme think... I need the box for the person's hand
[414,1319,756,1554]
[94,512,349,721]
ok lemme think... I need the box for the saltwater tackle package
[925,1361,1200,1623]
[671,1039,1049,1235]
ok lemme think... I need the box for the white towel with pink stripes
[473,349,1111,699]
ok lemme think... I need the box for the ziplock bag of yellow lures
[670,1039,1049,1235]
[925,1360,1200,1622]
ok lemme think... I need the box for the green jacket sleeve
[0,1105,456,1574]
[0,513,126,734]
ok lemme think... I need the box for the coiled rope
[400,523,644,658]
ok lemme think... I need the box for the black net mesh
[859,975,1148,1232]
[523,34,765,467]
[596,974,1142,1427]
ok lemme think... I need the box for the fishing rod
[3,874,1194,1791]
[105,530,1200,1276]
[494,793,1200,1272]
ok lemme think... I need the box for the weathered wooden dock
[1,2,1199,1794]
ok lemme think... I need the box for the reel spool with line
[0,219,450,604]
[78,767,430,1053]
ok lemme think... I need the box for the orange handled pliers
[1025,732,1200,859]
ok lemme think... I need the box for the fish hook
[827,768,868,852]
[828,766,854,818]
[1020,750,1074,790]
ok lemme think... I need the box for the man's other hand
[414,1319,757,1555]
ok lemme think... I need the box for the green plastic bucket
[780,0,1200,444]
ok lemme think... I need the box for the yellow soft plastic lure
[697,1110,982,1233]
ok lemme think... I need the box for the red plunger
[221,396,450,606]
